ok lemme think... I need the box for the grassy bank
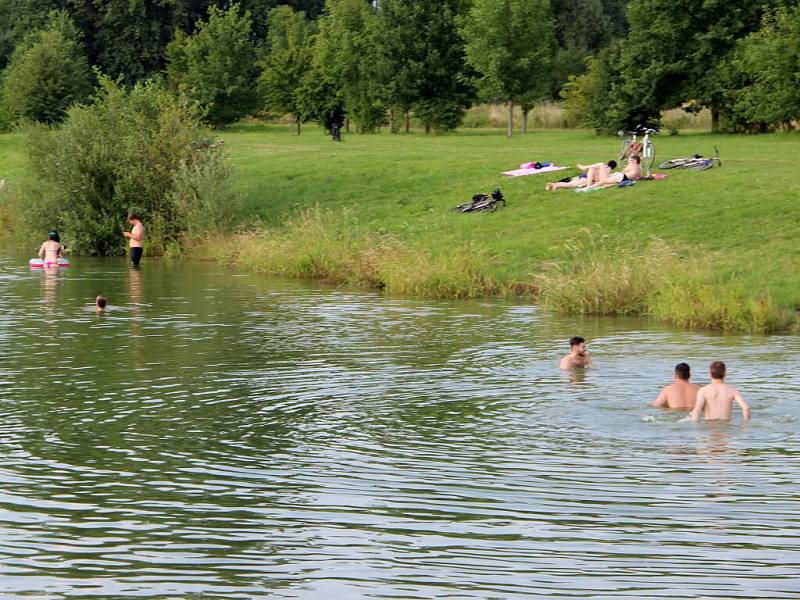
[3,124,800,332]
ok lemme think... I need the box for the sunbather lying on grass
[546,160,616,191]
[577,156,642,192]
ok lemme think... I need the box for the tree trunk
[296,117,301,135]
[389,106,396,133]
[507,101,513,138]
[405,111,410,133]
[522,108,529,134]
[425,124,430,134]
[711,107,720,133]
[346,119,350,133]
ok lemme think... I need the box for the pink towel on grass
[502,165,568,177]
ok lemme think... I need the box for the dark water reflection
[0,255,798,598]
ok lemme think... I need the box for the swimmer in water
[652,362,699,410]
[38,230,64,268]
[691,361,751,422]
[560,336,593,369]
[96,295,107,314]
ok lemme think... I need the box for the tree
[550,0,622,97]
[618,0,772,132]
[306,0,385,133]
[461,0,556,136]
[377,0,472,133]
[1,10,94,124]
[733,6,800,129]
[0,0,57,70]
[167,4,259,127]
[258,6,315,133]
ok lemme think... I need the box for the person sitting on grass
[577,156,642,192]
[545,160,617,191]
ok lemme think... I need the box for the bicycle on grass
[658,146,722,171]
[454,188,506,213]
[618,126,658,176]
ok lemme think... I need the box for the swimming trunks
[130,247,143,267]
[622,174,630,182]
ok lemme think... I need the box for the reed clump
[213,207,500,299]
[532,233,795,333]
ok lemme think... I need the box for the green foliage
[461,0,557,134]
[0,0,56,70]
[561,42,632,132]
[258,6,315,130]
[733,6,800,128]
[1,10,94,124]
[167,4,259,127]
[395,0,473,132]
[303,0,385,133]
[23,77,233,255]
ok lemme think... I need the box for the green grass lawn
[219,123,800,307]
[3,123,800,328]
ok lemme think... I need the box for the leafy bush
[23,76,233,256]
[0,10,94,124]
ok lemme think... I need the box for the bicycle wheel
[658,158,690,169]
[618,140,631,163]
[642,141,655,172]
[689,159,713,171]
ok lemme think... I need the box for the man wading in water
[123,213,144,267]
[652,362,699,410]
[691,361,751,422]
[560,336,594,369]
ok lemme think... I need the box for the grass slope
[224,124,800,305]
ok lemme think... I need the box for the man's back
[659,381,699,410]
[695,382,744,420]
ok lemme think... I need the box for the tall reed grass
[211,207,500,299]
[533,232,794,333]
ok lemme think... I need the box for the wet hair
[630,155,641,163]
[127,212,141,222]
[607,160,617,169]
[569,336,585,348]
[96,295,107,309]
[48,229,60,242]
[674,362,690,380]
[709,361,726,379]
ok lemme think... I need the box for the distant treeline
[1,0,798,134]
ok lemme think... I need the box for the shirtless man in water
[691,361,751,421]
[560,336,593,369]
[123,213,144,267]
[652,362,699,410]
[578,155,642,191]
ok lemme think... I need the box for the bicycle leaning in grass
[658,146,722,171]
[618,126,658,176]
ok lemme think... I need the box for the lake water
[0,255,798,598]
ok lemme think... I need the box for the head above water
[569,336,586,349]
[607,160,617,170]
[48,229,60,242]
[674,362,690,380]
[96,295,107,309]
[709,360,726,379]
